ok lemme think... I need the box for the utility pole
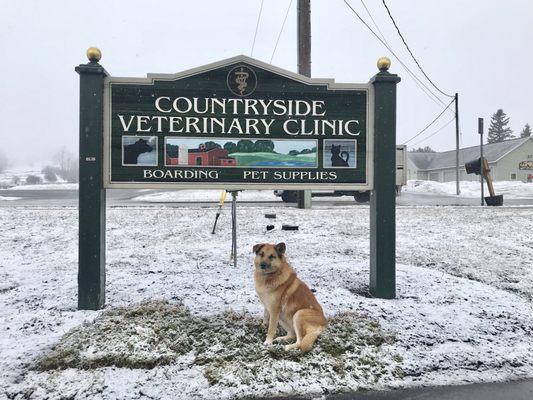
[297,0,312,209]
[455,93,460,195]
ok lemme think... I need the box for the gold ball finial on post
[86,47,102,62]
[377,56,391,72]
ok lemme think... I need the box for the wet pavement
[2,188,533,208]
[259,379,533,400]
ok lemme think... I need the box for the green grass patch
[34,301,402,388]
[229,152,316,166]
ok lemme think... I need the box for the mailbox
[465,158,482,175]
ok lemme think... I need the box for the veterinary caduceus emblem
[227,65,257,97]
[235,68,249,94]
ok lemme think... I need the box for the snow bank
[133,189,279,202]
[1,206,533,398]
[404,180,533,199]
[133,190,358,203]
[9,183,78,191]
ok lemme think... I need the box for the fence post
[369,57,401,299]
[75,47,108,310]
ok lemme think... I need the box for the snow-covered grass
[0,165,75,189]
[1,205,533,398]
[34,301,400,390]
[0,165,45,187]
[404,180,533,199]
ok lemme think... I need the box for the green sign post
[76,50,399,310]
[75,48,108,310]
[369,57,401,299]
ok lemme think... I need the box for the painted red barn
[166,146,237,166]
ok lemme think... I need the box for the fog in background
[1,0,532,167]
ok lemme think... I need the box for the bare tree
[52,146,73,172]
[52,147,79,182]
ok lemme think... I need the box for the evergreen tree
[487,109,514,143]
[521,123,532,138]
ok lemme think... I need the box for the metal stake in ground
[228,191,239,268]
[479,118,484,206]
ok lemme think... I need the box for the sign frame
[102,55,374,191]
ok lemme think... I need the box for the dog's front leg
[263,308,270,327]
[264,307,280,345]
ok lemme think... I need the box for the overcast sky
[1,0,532,166]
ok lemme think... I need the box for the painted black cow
[124,138,153,164]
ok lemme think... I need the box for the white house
[407,137,533,183]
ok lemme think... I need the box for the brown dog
[253,242,327,352]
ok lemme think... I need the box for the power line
[251,0,265,56]
[410,117,455,147]
[358,0,451,111]
[403,98,455,144]
[381,0,454,98]
[270,0,294,63]
[343,0,449,109]
[359,0,388,47]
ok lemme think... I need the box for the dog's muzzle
[260,262,269,270]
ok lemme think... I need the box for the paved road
[2,189,533,208]
[259,379,533,400]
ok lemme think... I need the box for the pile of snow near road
[133,189,280,202]
[404,180,533,199]
[133,190,356,203]
[9,183,78,190]
[0,196,21,201]
[1,206,533,398]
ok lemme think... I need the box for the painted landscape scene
[165,138,317,168]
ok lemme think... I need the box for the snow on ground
[1,205,533,399]
[0,165,74,189]
[404,180,533,199]
[8,183,78,191]
[0,166,45,186]
[0,196,22,201]
[133,189,280,202]
[132,190,356,203]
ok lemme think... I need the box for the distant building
[407,137,533,183]
[166,146,237,167]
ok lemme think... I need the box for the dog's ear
[253,243,265,254]
[275,242,286,256]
